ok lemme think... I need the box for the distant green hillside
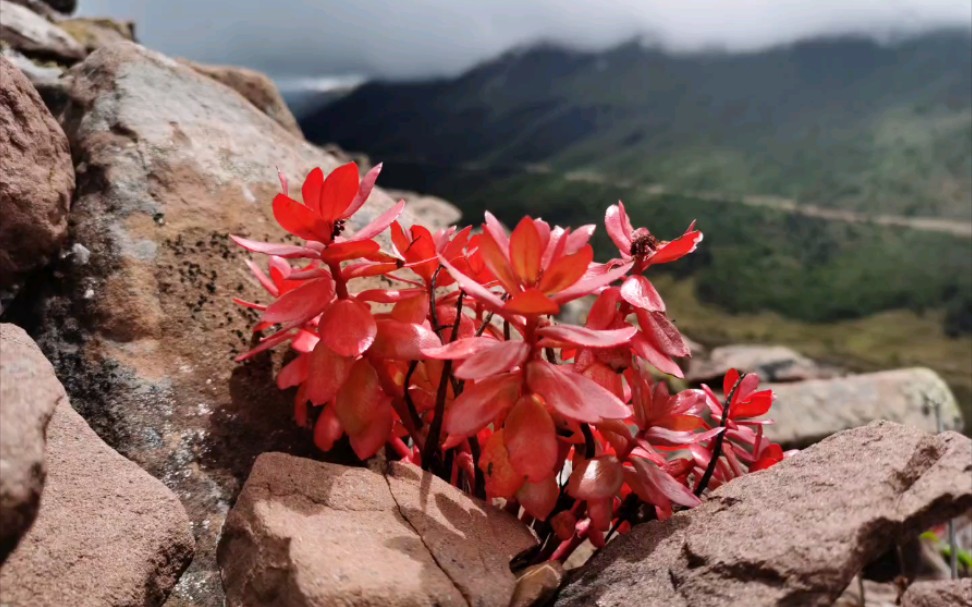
[302,31,972,219]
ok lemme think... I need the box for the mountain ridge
[301,29,972,220]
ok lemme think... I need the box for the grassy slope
[379,166,972,420]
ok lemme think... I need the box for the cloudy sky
[78,0,971,87]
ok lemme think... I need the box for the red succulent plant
[229,161,785,565]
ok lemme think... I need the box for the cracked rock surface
[217,453,537,607]
[555,421,972,607]
[26,41,456,605]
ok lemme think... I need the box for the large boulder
[32,41,450,605]
[686,344,834,384]
[0,400,195,606]
[766,368,962,447]
[183,60,303,137]
[218,453,537,607]
[901,579,971,607]
[59,17,135,53]
[555,421,972,607]
[0,57,73,297]
[0,323,64,561]
[0,1,84,63]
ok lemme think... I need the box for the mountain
[301,31,972,219]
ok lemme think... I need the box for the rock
[386,189,462,226]
[902,579,971,607]
[510,561,566,607]
[0,1,84,63]
[834,577,901,607]
[686,344,833,384]
[5,0,59,21]
[555,421,972,607]
[30,41,449,605]
[0,56,73,298]
[182,60,303,137]
[59,17,135,53]
[0,324,64,561]
[766,368,963,447]
[0,400,194,606]
[218,453,537,607]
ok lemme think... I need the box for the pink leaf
[567,456,624,500]
[619,274,665,311]
[317,299,377,357]
[230,235,317,258]
[536,324,637,348]
[455,341,530,380]
[443,373,520,439]
[348,199,406,242]
[262,276,334,325]
[527,360,630,423]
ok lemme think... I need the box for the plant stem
[423,291,465,474]
[694,373,746,497]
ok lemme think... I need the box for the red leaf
[733,390,774,418]
[479,429,525,499]
[604,202,634,253]
[567,456,624,500]
[438,254,505,308]
[631,332,683,378]
[455,341,530,380]
[301,167,324,214]
[371,319,441,360]
[636,309,690,358]
[304,342,353,405]
[349,396,393,459]
[231,235,317,258]
[344,162,382,218]
[553,261,633,304]
[620,274,666,311]
[509,217,543,285]
[422,336,497,360]
[318,299,377,357]
[272,193,328,242]
[313,406,343,451]
[262,276,334,325]
[504,396,558,482]
[333,359,382,436]
[631,458,701,509]
[277,354,309,389]
[586,287,622,330]
[536,324,637,348]
[537,246,593,295]
[443,373,519,439]
[320,162,359,221]
[483,211,510,254]
[504,288,559,316]
[348,199,406,242]
[516,477,559,521]
[477,231,520,294]
[527,360,630,423]
[320,240,380,263]
[649,227,703,266]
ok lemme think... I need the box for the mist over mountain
[301,30,972,219]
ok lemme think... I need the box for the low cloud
[78,0,972,82]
